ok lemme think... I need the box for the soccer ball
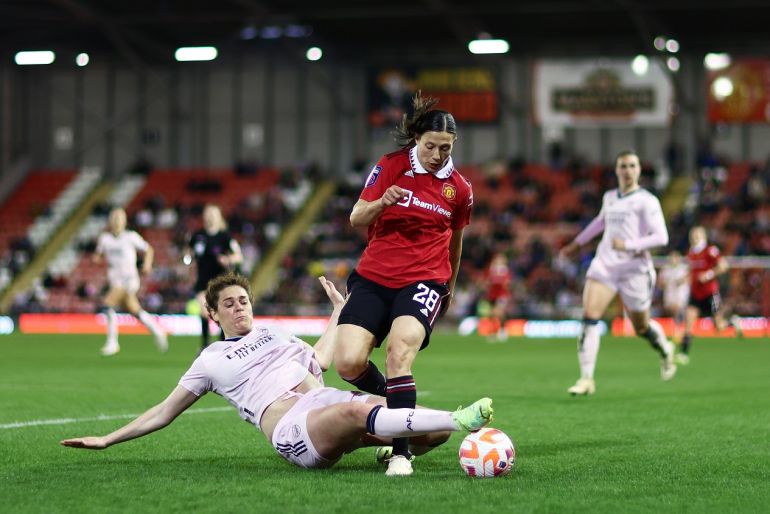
[458,427,515,478]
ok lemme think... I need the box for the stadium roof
[2,1,770,66]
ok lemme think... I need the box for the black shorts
[688,292,721,316]
[195,271,225,293]
[338,270,450,350]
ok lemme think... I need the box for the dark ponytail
[392,91,457,147]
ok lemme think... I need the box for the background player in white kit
[659,251,690,342]
[559,151,676,395]
[94,207,167,356]
[61,273,493,470]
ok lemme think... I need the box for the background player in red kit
[483,252,512,341]
[679,225,742,364]
[333,92,473,476]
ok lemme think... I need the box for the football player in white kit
[659,251,690,341]
[94,208,168,356]
[559,151,676,395]
[61,273,493,470]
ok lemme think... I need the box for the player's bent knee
[334,352,369,379]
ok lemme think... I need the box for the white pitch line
[0,406,231,430]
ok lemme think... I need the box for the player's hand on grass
[61,436,108,450]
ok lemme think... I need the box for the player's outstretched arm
[60,386,200,450]
[311,276,347,371]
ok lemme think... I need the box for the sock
[138,310,164,339]
[578,318,600,379]
[681,333,691,355]
[387,375,416,457]
[201,317,210,348]
[344,361,387,396]
[366,405,457,437]
[106,308,118,344]
[642,319,672,358]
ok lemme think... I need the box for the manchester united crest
[442,184,456,200]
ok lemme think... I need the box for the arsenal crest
[442,183,456,200]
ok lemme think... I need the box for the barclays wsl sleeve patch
[365,165,382,187]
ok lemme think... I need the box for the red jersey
[485,263,512,302]
[687,243,720,300]
[355,146,473,288]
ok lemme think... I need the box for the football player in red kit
[483,253,512,341]
[678,226,742,364]
[333,92,473,476]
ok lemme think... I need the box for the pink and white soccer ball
[458,427,515,478]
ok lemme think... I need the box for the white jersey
[178,325,323,431]
[576,188,668,275]
[660,262,690,308]
[96,230,149,290]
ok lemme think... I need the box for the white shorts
[107,271,140,294]
[271,387,371,469]
[663,290,688,311]
[586,259,656,312]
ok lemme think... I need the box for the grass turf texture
[1,333,769,513]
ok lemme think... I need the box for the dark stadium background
[1,0,768,333]
[1,3,769,514]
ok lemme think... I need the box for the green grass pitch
[1,332,769,513]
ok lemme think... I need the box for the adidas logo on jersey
[420,308,429,316]
[405,170,415,177]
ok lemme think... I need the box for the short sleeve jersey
[189,229,236,284]
[687,244,721,300]
[178,325,323,431]
[355,146,473,288]
[589,188,667,275]
[96,230,148,278]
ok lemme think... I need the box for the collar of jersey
[617,187,643,199]
[225,336,243,342]
[409,146,454,179]
[691,241,707,253]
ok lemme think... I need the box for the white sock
[578,321,600,379]
[647,319,673,357]
[138,310,164,339]
[370,407,457,437]
[106,308,118,344]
